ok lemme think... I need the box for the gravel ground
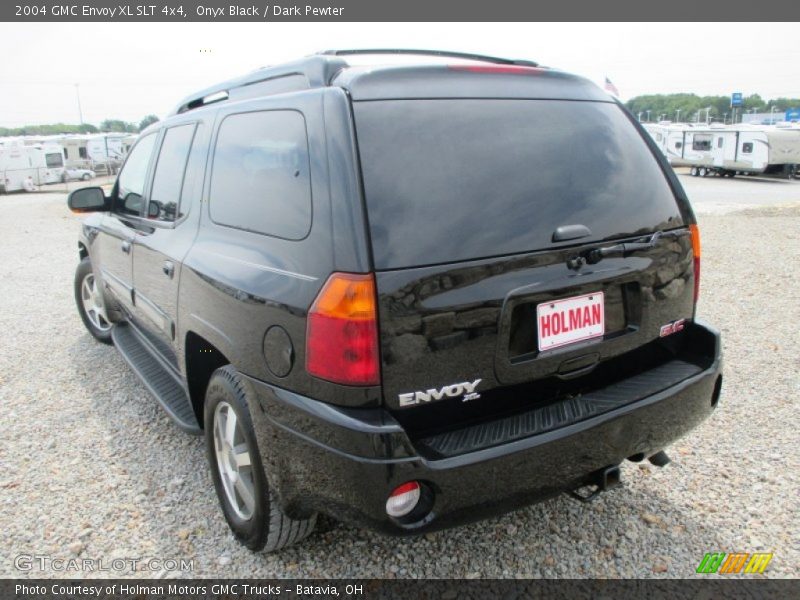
[0,181,798,579]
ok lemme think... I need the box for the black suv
[69,50,722,552]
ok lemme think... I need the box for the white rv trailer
[0,139,66,192]
[643,123,715,168]
[27,143,67,184]
[645,123,800,178]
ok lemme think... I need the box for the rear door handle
[162,261,175,278]
[121,241,131,254]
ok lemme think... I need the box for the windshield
[354,99,683,269]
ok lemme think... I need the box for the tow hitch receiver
[567,465,622,503]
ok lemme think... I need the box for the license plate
[536,292,605,352]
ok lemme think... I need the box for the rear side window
[149,123,196,222]
[354,99,683,269]
[209,110,312,240]
[742,142,753,154]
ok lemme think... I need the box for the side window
[209,110,312,240]
[675,141,683,149]
[79,147,88,159]
[63,148,69,159]
[717,138,723,148]
[742,142,753,154]
[116,133,157,216]
[148,124,196,222]
[46,152,63,168]
[692,134,712,151]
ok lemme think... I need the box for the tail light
[386,481,421,518]
[689,224,701,303]
[306,272,380,386]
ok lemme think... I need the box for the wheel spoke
[233,443,251,468]
[215,413,227,452]
[234,473,256,514]
[225,409,238,446]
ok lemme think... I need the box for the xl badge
[399,379,482,407]
[659,318,686,337]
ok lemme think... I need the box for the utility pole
[75,83,84,125]
[646,110,651,122]
[676,109,681,123]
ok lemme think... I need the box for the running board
[112,323,201,434]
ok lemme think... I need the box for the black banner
[4,579,799,600]
[3,0,800,21]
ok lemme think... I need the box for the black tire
[74,257,113,344]
[690,167,698,176]
[699,167,707,177]
[82,173,91,181]
[204,365,316,552]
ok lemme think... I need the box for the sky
[1,22,799,126]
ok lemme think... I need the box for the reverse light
[689,224,701,303]
[386,482,421,518]
[306,272,380,386]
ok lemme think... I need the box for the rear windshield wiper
[586,230,689,264]
[567,230,688,269]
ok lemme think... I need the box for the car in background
[62,168,96,182]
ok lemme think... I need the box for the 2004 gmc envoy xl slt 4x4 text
[67,49,723,552]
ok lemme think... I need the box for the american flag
[604,77,619,97]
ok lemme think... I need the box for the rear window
[354,99,683,269]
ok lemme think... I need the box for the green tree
[138,114,159,131]
[626,93,800,123]
[99,119,137,133]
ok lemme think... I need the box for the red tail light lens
[386,481,421,518]
[689,224,701,303]
[306,273,380,386]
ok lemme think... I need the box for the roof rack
[169,55,348,116]
[317,48,539,67]
[169,49,540,116]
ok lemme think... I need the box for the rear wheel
[690,166,698,176]
[699,167,708,177]
[82,173,91,181]
[74,257,113,344]
[205,365,316,552]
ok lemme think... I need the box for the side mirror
[147,200,161,218]
[67,187,107,213]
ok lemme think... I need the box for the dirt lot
[0,177,798,578]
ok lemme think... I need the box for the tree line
[625,94,800,123]
[0,114,159,137]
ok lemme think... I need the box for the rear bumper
[246,320,722,534]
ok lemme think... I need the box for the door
[94,133,158,311]
[352,98,695,436]
[131,123,204,367]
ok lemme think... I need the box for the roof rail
[317,48,539,67]
[169,55,348,116]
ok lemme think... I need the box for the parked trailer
[27,143,67,184]
[0,139,66,192]
[645,124,800,178]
